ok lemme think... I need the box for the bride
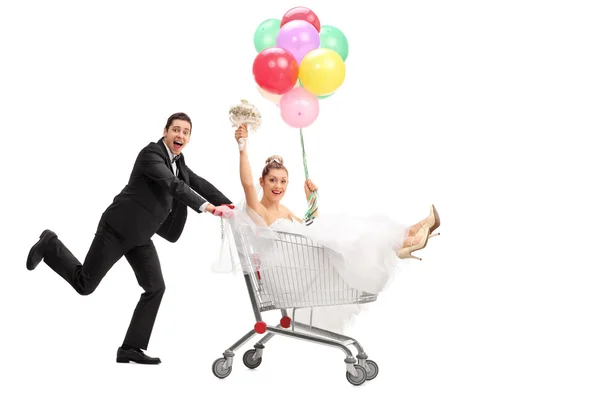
[217,124,440,331]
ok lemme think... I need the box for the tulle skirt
[213,199,409,333]
[269,213,408,295]
[269,214,408,332]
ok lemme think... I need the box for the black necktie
[172,154,181,163]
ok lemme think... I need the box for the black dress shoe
[116,347,161,364]
[26,229,57,271]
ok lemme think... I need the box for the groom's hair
[262,155,287,178]
[164,112,192,132]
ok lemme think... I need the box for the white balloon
[256,86,282,104]
[256,81,300,105]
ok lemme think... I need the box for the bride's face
[260,170,288,202]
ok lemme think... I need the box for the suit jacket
[101,138,231,245]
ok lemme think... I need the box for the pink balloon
[279,87,319,128]
[276,20,320,64]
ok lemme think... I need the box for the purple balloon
[276,20,320,64]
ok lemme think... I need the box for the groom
[26,112,235,364]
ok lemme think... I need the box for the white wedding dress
[268,215,407,294]
[213,192,409,333]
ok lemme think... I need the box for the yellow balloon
[299,48,346,96]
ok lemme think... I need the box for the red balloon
[252,47,299,95]
[280,6,320,33]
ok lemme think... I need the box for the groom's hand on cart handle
[204,203,234,214]
[304,179,318,200]
[212,204,235,218]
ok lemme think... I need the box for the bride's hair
[261,155,287,178]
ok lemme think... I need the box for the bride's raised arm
[235,124,266,218]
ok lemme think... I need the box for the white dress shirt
[162,141,210,213]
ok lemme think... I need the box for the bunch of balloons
[252,6,349,129]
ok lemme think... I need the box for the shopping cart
[211,222,380,386]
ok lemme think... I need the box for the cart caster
[212,357,232,379]
[346,364,367,386]
[365,360,379,380]
[242,349,262,369]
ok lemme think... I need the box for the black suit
[43,138,231,350]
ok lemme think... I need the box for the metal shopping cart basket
[211,222,379,386]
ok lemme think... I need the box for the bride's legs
[396,205,440,259]
[402,231,426,248]
[407,205,441,238]
[407,220,424,236]
[391,224,425,252]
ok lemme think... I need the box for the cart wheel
[212,357,232,379]
[365,360,379,380]
[346,364,367,386]
[242,349,262,369]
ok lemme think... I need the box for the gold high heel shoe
[397,223,431,261]
[428,204,441,238]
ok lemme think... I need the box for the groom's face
[163,119,191,155]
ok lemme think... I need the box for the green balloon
[319,25,349,61]
[298,79,335,99]
[253,18,281,53]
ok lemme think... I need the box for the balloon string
[300,127,309,180]
[300,128,318,221]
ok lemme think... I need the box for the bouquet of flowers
[229,99,262,150]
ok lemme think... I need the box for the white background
[1,0,599,399]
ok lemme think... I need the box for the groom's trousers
[42,218,166,350]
